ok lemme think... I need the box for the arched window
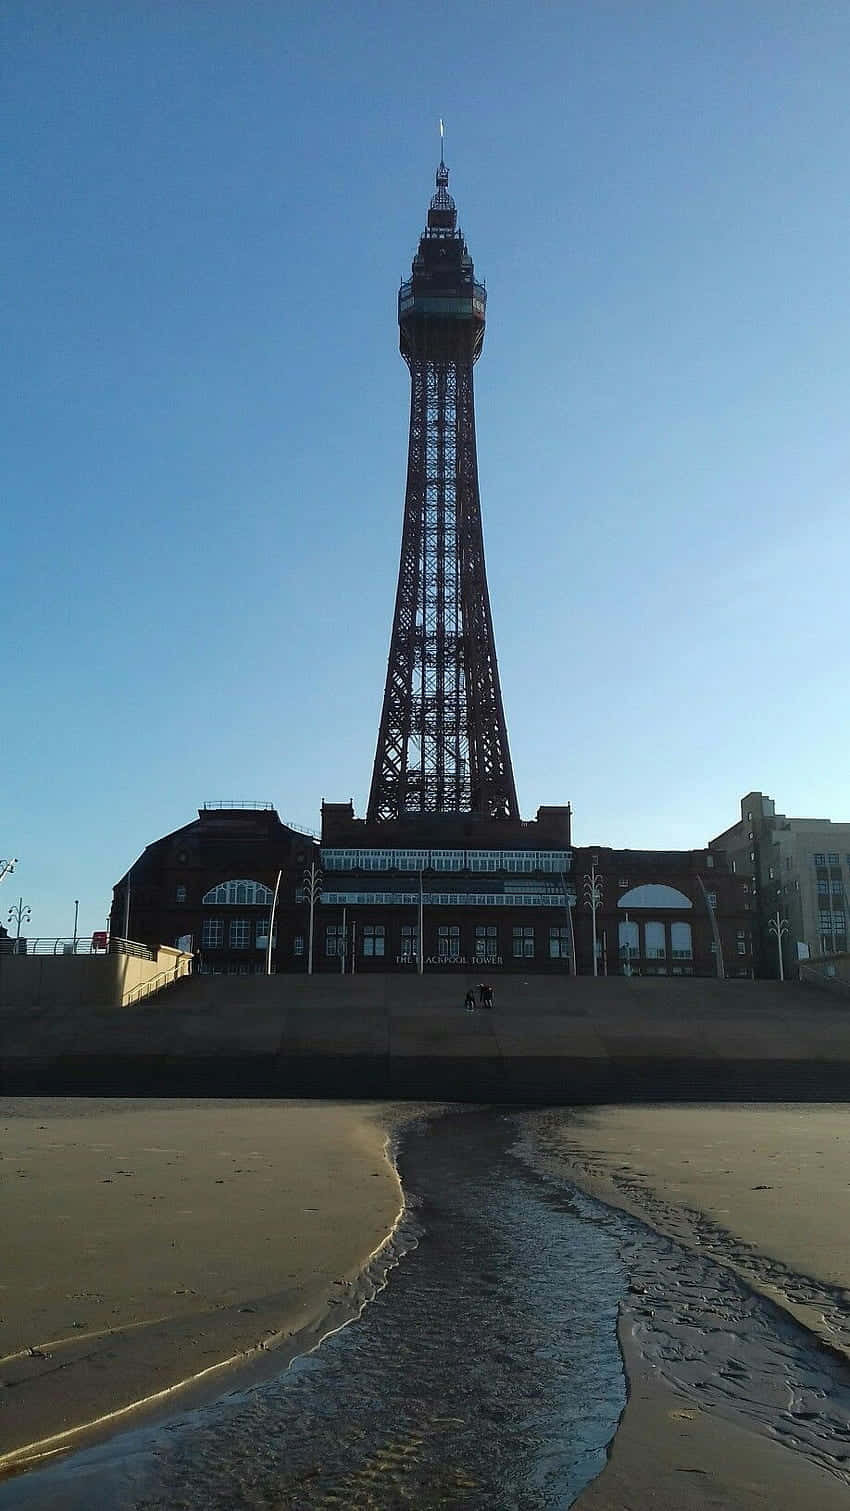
[619,919,639,959]
[618,884,692,909]
[644,920,666,959]
[202,879,274,906]
[671,921,693,960]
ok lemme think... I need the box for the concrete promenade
[2,974,850,1102]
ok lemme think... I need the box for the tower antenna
[439,117,445,167]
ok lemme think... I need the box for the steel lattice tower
[367,153,519,823]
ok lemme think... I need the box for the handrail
[122,965,188,1008]
[1,935,154,959]
[202,800,276,811]
[200,801,319,837]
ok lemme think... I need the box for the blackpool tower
[367,148,519,823]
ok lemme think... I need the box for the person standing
[465,988,477,1011]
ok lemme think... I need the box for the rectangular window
[828,853,840,866]
[474,923,498,961]
[814,853,826,866]
[175,885,187,903]
[706,853,714,868]
[230,919,251,949]
[818,880,829,895]
[325,924,345,956]
[512,926,535,958]
[255,916,274,948]
[438,924,461,961]
[400,924,419,963]
[549,926,569,959]
[618,878,629,888]
[293,935,304,956]
[202,918,223,948]
[707,892,718,909]
[832,880,844,895]
[362,924,385,958]
[737,941,747,955]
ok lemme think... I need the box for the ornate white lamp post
[8,897,31,952]
[583,863,603,977]
[303,861,323,975]
[767,909,789,981]
[0,859,17,887]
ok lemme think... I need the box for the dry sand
[0,1097,407,1472]
[526,1103,850,1510]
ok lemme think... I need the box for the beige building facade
[711,792,850,976]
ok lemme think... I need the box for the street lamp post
[767,908,789,982]
[8,897,32,953]
[583,863,603,978]
[73,899,79,951]
[0,859,17,887]
[266,870,282,976]
[418,868,424,975]
[303,861,323,975]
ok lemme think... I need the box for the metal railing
[202,800,276,811]
[122,964,188,1008]
[201,801,319,837]
[0,936,155,960]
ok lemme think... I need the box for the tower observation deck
[367,153,519,822]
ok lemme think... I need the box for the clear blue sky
[4,2,850,938]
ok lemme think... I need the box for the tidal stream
[5,1108,850,1508]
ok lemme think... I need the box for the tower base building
[318,803,574,974]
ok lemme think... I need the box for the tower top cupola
[427,158,457,232]
[426,122,458,234]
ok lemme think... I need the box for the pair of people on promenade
[465,983,493,1011]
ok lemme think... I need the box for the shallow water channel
[6,1108,850,1508]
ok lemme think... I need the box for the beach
[526,1103,850,1510]
[0,1097,406,1471]
[3,1097,850,1507]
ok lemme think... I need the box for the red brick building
[315,801,575,974]
[110,804,320,976]
[571,846,753,978]
[111,808,753,980]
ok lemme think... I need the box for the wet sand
[0,1097,406,1472]
[527,1104,850,1510]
